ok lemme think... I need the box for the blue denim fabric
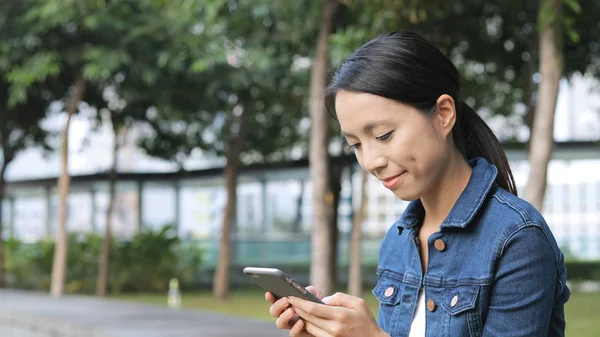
[373,157,570,337]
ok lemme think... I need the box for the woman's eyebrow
[341,121,394,137]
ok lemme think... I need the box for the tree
[91,1,161,298]
[348,168,368,297]
[0,84,51,288]
[95,118,119,297]
[212,93,250,299]
[309,0,340,297]
[95,89,129,297]
[13,0,135,297]
[0,0,62,288]
[524,0,576,210]
[123,1,319,299]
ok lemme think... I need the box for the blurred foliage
[3,0,599,161]
[126,0,324,165]
[0,1,62,170]
[3,225,203,294]
[329,0,597,138]
[564,260,600,282]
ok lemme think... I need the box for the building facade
[3,143,600,267]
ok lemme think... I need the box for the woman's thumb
[321,292,359,308]
[305,285,323,300]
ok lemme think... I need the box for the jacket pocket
[372,274,405,335]
[441,285,482,337]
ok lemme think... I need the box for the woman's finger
[265,291,277,304]
[289,319,306,337]
[275,307,295,329]
[293,305,334,333]
[304,320,333,337]
[269,296,290,318]
[288,297,340,320]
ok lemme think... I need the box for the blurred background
[1,0,599,336]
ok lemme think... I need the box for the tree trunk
[327,157,343,288]
[524,0,563,211]
[524,2,539,133]
[96,123,120,297]
[0,160,8,288]
[309,0,340,297]
[0,122,13,288]
[50,70,86,297]
[348,169,368,297]
[523,45,538,132]
[213,104,249,300]
[293,182,304,233]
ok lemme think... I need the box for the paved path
[0,289,287,337]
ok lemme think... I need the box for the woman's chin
[392,188,420,202]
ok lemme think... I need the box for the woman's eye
[349,143,361,150]
[376,131,393,141]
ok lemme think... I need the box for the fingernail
[322,296,332,304]
[287,296,295,304]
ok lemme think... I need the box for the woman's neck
[420,153,473,231]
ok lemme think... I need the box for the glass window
[596,182,600,211]
[1,198,11,239]
[142,185,176,230]
[14,196,47,242]
[94,183,140,239]
[579,183,588,212]
[543,185,554,213]
[562,184,570,213]
[179,186,225,239]
[267,180,301,233]
[236,182,262,234]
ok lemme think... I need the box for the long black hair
[325,31,517,196]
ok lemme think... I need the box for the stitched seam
[498,223,562,280]
[492,192,530,223]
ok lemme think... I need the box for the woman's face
[335,90,453,201]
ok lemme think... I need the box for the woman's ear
[434,94,457,138]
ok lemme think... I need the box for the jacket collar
[394,157,498,230]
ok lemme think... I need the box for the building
[3,142,600,268]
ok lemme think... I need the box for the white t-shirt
[409,288,426,337]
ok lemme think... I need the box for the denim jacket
[373,157,570,337]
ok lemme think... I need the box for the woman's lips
[382,171,407,189]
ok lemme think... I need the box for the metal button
[427,299,436,312]
[434,239,446,251]
[384,287,394,297]
[451,295,458,307]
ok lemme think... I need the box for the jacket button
[427,299,436,312]
[384,287,394,297]
[451,295,458,307]
[434,239,446,251]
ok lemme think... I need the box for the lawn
[114,289,599,336]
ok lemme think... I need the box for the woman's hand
[265,286,323,336]
[288,292,387,337]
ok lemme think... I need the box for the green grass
[113,289,599,336]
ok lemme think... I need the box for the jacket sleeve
[482,225,568,337]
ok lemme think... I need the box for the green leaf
[567,27,581,43]
[563,0,582,14]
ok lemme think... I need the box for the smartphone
[243,267,324,304]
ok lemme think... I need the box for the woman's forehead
[336,92,420,131]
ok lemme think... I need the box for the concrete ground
[0,289,287,337]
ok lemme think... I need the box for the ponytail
[453,101,518,196]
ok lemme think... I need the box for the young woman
[265,31,570,337]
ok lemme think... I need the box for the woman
[265,31,570,337]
